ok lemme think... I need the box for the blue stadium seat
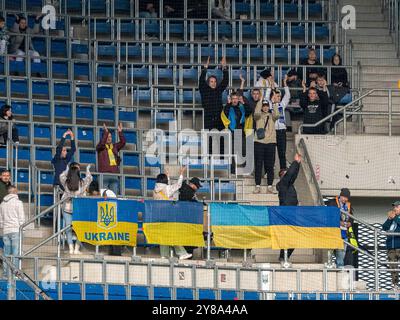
[145,44,167,60]
[157,67,173,82]
[115,0,131,13]
[352,293,370,300]
[176,288,194,300]
[54,82,71,98]
[123,131,138,145]
[156,111,175,123]
[74,63,90,79]
[125,177,143,194]
[0,147,7,160]
[199,289,216,300]
[78,128,94,144]
[97,85,114,102]
[30,61,47,77]
[193,23,208,37]
[85,284,104,300]
[15,124,29,140]
[275,292,290,300]
[182,68,198,83]
[39,171,54,186]
[34,125,51,140]
[131,286,148,300]
[76,84,92,100]
[52,61,68,78]
[260,3,275,16]
[97,106,116,122]
[235,1,250,15]
[88,0,107,14]
[301,293,318,300]
[378,293,399,300]
[154,287,172,300]
[79,150,96,164]
[244,291,260,300]
[119,109,137,123]
[72,43,89,56]
[123,152,140,167]
[221,290,237,300]
[35,147,53,162]
[308,3,323,16]
[76,104,94,122]
[146,177,157,191]
[90,20,112,35]
[98,45,117,58]
[55,104,73,121]
[97,65,114,79]
[11,79,28,96]
[176,45,190,59]
[55,126,71,140]
[326,293,344,300]
[39,194,54,207]
[108,285,127,300]
[133,89,151,104]
[16,170,30,184]
[10,61,26,74]
[51,39,67,57]
[167,22,184,37]
[120,44,141,60]
[33,103,51,118]
[32,81,50,97]
[121,21,135,37]
[11,101,29,118]
[128,67,149,82]
[62,283,82,300]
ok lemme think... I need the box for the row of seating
[3,0,327,19]
[1,281,398,300]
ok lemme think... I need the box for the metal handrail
[298,89,375,134]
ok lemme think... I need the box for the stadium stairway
[343,0,400,135]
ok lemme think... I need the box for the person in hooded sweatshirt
[0,185,25,276]
[179,177,202,202]
[0,105,19,145]
[276,153,301,263]
[153,167,192,260]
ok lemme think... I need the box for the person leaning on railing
[382,201,400,290]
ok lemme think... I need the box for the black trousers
[276,129,287,170]
[279,248,295,260]
[254,142,276,186]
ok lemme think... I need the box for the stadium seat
[79,149,96,164]
[131,286,149,300]
[33,103,51,119]
[62,283,82,300]
[199,289,216,300]
[176,288,194,300]
[108,285,127,300]
[243,291,260,300]
[55,104,73,122]
[125,177,143,195]
[35,147,53,162]
[221,290,238,300]
[85,284,105,300]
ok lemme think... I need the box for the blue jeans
[3,232,20,276]
[63,211,80,246]
[335,243,347,268]
[102,175,120,196]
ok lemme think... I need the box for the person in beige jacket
[253,84,280,194]
[153,167,192,260]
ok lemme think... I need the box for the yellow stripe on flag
[270,225,344,250]
[212,226,272,249]
[143,222,205,247]
[73,221,138,246]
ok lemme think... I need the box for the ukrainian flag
[143,201,205,247]
[269,206,344,250]
[210,203,272,249]
[72,198,142,246]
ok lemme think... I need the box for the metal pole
[14,143,18,188]
[374,229,379,290]
[389,89,392,136]
[207,204,211,261]
[57,197,61,258]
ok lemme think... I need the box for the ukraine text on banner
[143,200,204,247]
[72,198,142,246]
[269,206,344,250]
[210,203,272,249]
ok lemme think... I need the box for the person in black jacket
[51,129,76,190]
[331,54,348,87]
[0,105,19,145]
[199,56,229,131]
[179,177,202,202]
[301,48,325,86]
[300,80,329,134]
[382,201,400,289]
[276,153,301,262]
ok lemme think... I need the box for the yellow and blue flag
[210,203,272,249]
[143,201,205,247]
[269,206,344,250]
[72,198,142,246]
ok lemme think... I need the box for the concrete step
[355,58,400,66]
[354,50,398,59]
[357,21,388,28]
[353,43,395,51]
[241,178,280,186]
[360,80,399,88]
[353,5,384,14]
[362,96,400,104]
[237,185,282,194]
[355,13,385,21]
[361,73,400,81]
[350,35,393,44]
[238,193,279,202]
[23,227,53,239]
[364,125,400,135]
[347,28,390,36]
[361,65,400,74]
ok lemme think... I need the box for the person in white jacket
[255,68,279,100]
[0,185,25,276]
[263,75,291,171]
[153,167,192,260]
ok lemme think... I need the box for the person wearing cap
[286,68,303,100]
[326,188,355,268]
[179,177,202,202]
[253,87,280,194]
[382,201,400,290]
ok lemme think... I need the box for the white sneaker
[253,186,261,194]
[179,253,192,260]
[73,243,82,255]
[69,244,74,255]
[267,185,277,194]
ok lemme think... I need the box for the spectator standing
[286,68,302,100]
[264,75,291,171]
[179,177,202,202]
[300,80,329,134]
[253,83,280,194]
[0,16,9,57]
[153,167,192,260]
[255,68,278,100]
[276,154,301,263]
[59,162,93,255]
[0,169,12,203]
[96,123,126,196]
[199,56,229,131]
[301,48,324,86]
[51,129,76,190]
[9,14,43,63]
[0,185,25,277]
[326,188,355,268]
[0,105,19,145]
[382,201,400,290]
